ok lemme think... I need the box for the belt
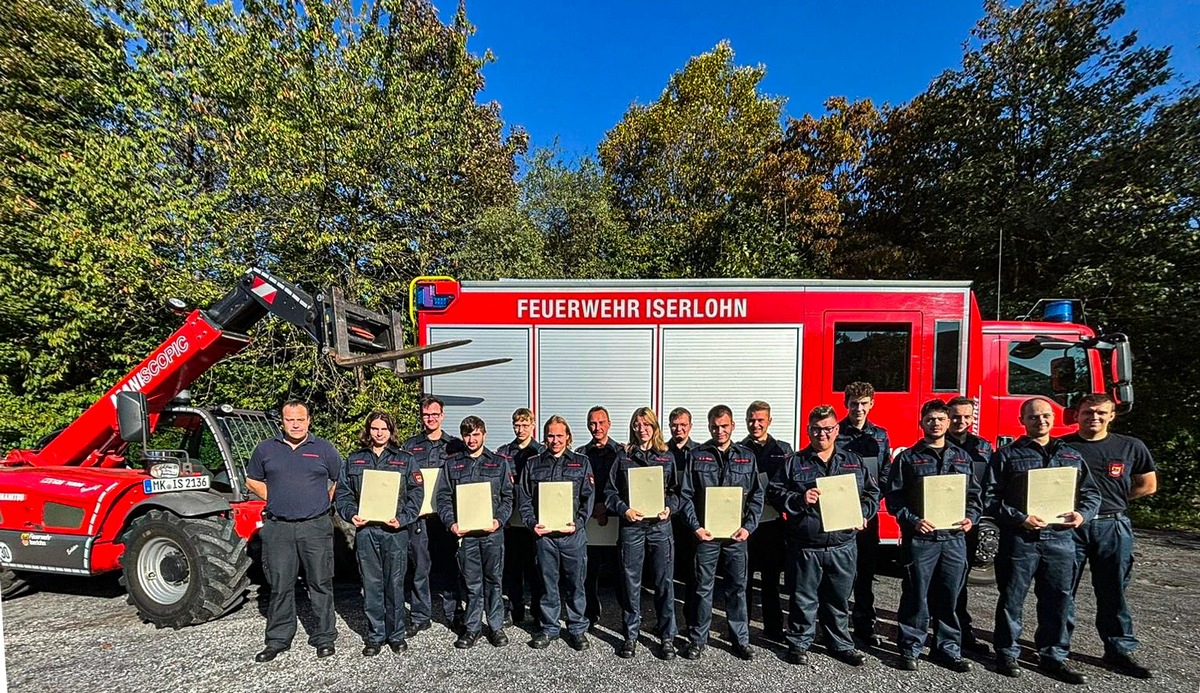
[264,511,329,523]
[1094,511,1126,520]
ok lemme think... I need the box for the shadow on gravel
[17,572,125,600]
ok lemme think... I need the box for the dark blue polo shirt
[247,434,341,521]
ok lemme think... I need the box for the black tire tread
[118,509,251,629]
[1,569,31,600]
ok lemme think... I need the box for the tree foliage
[856,0,1199,525]
[0,0,524,450]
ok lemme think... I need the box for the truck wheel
[1,569,31,599]
[968,518,1000,586]
[119,509,251,628]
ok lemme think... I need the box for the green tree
[855,0,1200,525]
[0,0,524,450]
[598,41,783,277]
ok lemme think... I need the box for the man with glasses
[402,395,464,635]
[769,405,879,668]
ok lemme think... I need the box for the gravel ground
[2,529,1198,693]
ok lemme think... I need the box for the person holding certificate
[334,411,423,656]
[767,404,879,668]
[605,407,680,660]
[434,416,514,649]
[519,415,595,652]
[883,399,982,672]
[982,397,1101,684]
[678,404,765,661]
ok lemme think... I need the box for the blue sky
[441,1,1200,158]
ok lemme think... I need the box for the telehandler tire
[119,510,251,628]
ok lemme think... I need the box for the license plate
[143,476,211,494]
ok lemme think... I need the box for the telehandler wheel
[119,509,251,628]
[1,569,31,599]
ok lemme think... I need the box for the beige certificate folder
[455,481,494,532]
[705,486,743,538]
[418,467,441,516]
[816,473,864,532]
[1027,466,1077,522]
[538,481,574,532]
[628,466,665,516]
[586,517,618,546]
[358,469,402,522]
[922,473,967,529]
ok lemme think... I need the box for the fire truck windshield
[1008,343,1092,409]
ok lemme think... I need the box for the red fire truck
[410,277,1133,577]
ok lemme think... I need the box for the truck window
[1007,343,1091,408]
[933,321,961,391]
[833,322,912,393]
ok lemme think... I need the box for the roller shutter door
[537,327,654,438]
[424,327,531,432]
[659,326,802,449]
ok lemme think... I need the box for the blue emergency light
[1043,300,1075,323]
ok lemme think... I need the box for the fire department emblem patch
[1108,462,1125,478]
[413,471,424,485]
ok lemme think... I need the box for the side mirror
[116,392,149,444]
[1114,382,1134,412]
[1113,338,1133,385]
[1049,356,1076,394]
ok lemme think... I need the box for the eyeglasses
[421,412,443,419]
[808,424,837,437]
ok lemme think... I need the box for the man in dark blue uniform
[884,399,981,672]
[334,411,423,656]
[520,415,595,651]
[679,405,764,661]
[246,400,341,662]
[402,395,463,637]
[666,407,699,635]
[944,395,995,654]
[836,381,891,648]
[983,397,1101,685]
[606,407,679,660]
[1064,394,1157,679]
[741,400,793,643]
[434,416,514,649]
[578,405,620,628]
[769,404,879,668]
[497,407,546,627]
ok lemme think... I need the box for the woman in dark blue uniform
[520,415,595,651]
[334,412,422,656]
[605,407,680,660]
